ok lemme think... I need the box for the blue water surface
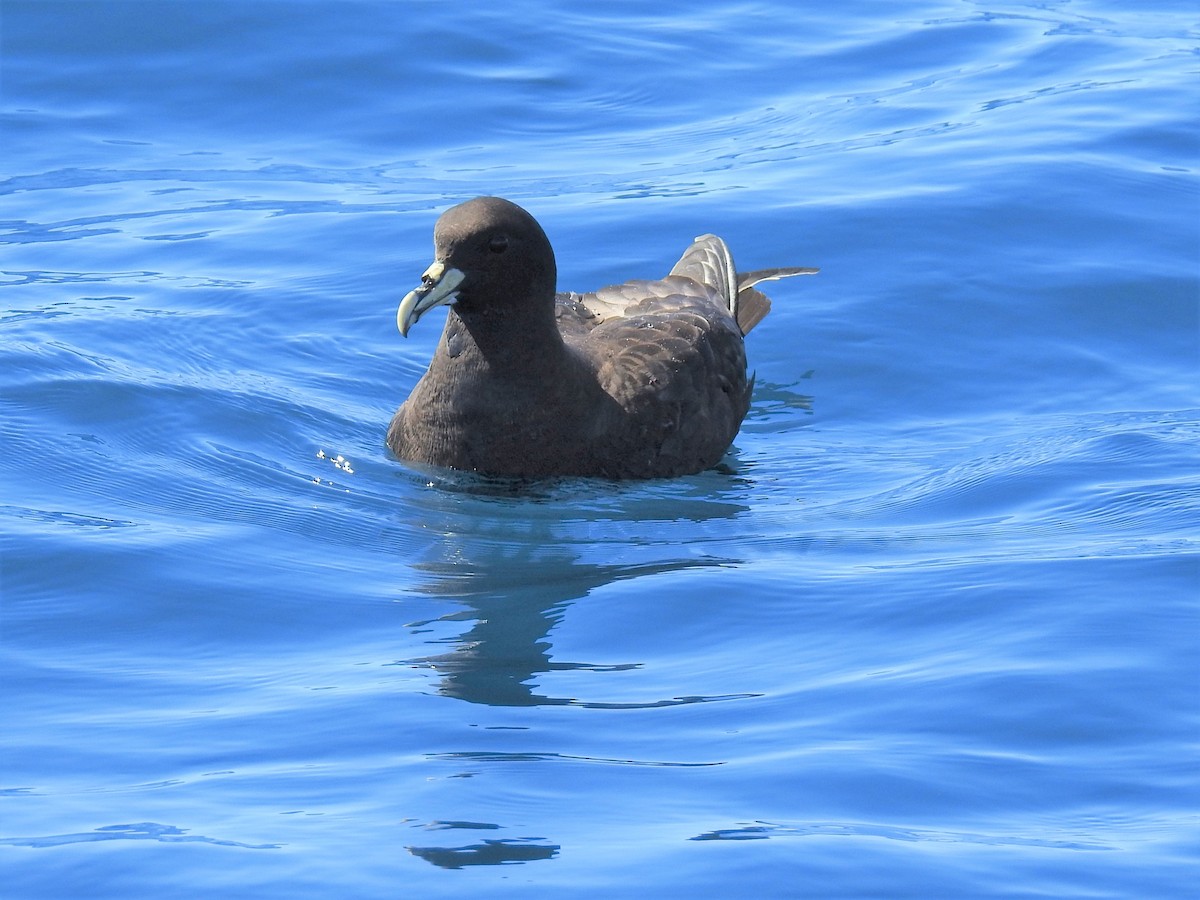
[2,1,1198,897]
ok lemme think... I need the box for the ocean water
[2,0,1197,896]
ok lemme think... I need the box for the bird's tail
[734,266,820,334]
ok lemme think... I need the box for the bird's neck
[441,304,566,375]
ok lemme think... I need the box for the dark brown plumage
[386,197,816,478]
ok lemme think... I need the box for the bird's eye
[488,234,509,254]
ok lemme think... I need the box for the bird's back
[549,235,803,477]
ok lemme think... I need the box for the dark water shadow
[407,837,560,869]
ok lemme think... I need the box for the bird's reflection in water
[398,482,752,709]
[404,549,736,708]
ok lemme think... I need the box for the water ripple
[690,819,1113,851]
[0,822,280,850]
